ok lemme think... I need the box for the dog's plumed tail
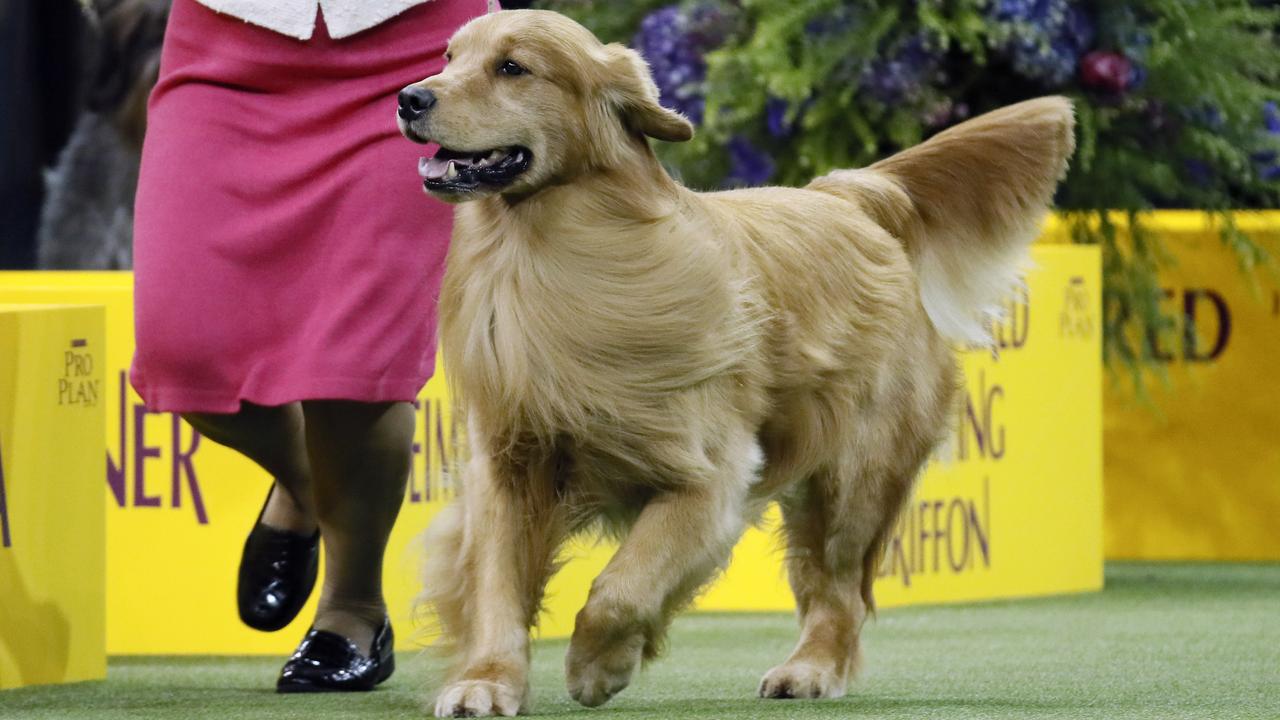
[809,96,1075,345]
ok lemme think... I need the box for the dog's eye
[498,60,527,76]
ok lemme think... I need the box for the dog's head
[397,9,693,202]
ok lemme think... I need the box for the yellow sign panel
[0,275,458,656]
[1099,212,1280,560]
[0,243,1101,654]
[0,304,107,688]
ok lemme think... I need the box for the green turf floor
[3,563,1278,720]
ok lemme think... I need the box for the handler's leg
[301,400,414,653]
[184,401,314,533]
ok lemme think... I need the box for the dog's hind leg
[758,459,915,700]
[564,426,761,708]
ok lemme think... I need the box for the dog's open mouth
[419,146,531,193]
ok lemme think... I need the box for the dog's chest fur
[439,198,768,472]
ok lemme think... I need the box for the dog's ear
[599,44,693,143]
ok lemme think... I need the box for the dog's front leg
[431,450,565,718]
[564,453,752,708]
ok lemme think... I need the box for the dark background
[0,0,90,269]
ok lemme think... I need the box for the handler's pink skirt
[131,0,487,413]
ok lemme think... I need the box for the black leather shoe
[237,487,319,632]
[276,617,395,693]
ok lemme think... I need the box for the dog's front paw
[433,679,523,718]
[758,662,847,700]
[565,608,646,708]
[565,635,643,707]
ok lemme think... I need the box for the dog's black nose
[398,86,436,120]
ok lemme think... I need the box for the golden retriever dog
[397,9,1074,717]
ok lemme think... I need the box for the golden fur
[398,10,1075,717]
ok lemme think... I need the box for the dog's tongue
[419,156,451,181]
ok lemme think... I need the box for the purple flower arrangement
[1255,102,1280,182]
[726,135,776,186]
[632,3,733,126]
[986,0,1096,87]
[621,0,1277,203]
[859,33,945,106]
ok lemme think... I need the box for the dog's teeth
[444,161,458,180]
